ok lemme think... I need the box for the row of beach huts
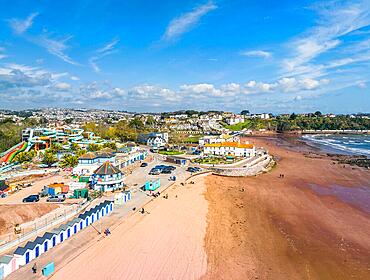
[0,200,114,279]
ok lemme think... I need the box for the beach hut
[51,227,67,244]
[114,191,132,205]
[42,232,58,249]
[13,242,36,266]
[144,179,161,191]
[69,218,82,234]
[78,211,90,228]
[59,224,74,239]
[114,193,125,205]
[33,236,49,256]
[0,255,18,278]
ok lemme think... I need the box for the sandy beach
[32,136,370,280]
[51,174,208,280]
[201,136,370,280]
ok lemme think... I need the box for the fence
[0,200,90,255]
[0,168,60,180]
[209,155,272,177]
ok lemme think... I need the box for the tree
[50,143,62,153]
[314,111,322,117]
[146,116,156,126]
[13,151,36,163]
[42,150,58,167]
[59,154,78,168]
[240,110,250,116]
[129,118,144,130]
[88,143,101,152]
[289,113,297,120]
[103,142,117,150]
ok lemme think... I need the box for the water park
[0,127,108,165]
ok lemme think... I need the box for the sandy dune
[51,175,208,280]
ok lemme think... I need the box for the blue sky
[0,0,369,113]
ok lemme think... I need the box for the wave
[303,135,370,156]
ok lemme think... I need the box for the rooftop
[204,142,254,149]
[94,161,121,176]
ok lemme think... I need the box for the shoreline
[201,136,370,279]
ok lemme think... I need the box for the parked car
[22,194,40,203]
[166,166,176,171]
[161,168,172,174]
[140,162,148,167]
[187,167,201,173]
[47,195,65,202]
[154,165,167,170]
[149,169,161,175]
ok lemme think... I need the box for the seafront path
[7,154,192,280]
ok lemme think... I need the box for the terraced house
[203,142,256,157]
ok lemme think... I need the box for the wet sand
[201,136,370,280]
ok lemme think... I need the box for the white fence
[0,201,90,255]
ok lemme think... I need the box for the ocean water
[301,134,370,157]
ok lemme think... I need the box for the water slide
[3,142,28,163]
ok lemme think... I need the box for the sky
[0,0,369,114]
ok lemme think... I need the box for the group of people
[279,174,285,178]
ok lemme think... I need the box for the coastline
[201,136,370,280]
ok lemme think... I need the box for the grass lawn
[195,156,242,165]
[184,134,204,143]
[158,150,185,155]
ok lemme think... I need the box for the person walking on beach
[32,263,37,274]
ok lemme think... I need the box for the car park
[22,194,40,203]
[149,169,161,175]
[187,167,201,173]
[47,196,66,202]
[161,168,172,174]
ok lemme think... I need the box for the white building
[199,134,240,146]
[91,161,124,192]
[225,116,245,125]
[147,133,168,148]
[204,142,256,157]
[73,151,116,176]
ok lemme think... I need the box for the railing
[0,200,90,254]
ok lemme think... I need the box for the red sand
[51,175,208,280]
[201,136,370,280]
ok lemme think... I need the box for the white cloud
[283,0,370,77]
[162,1,217,41]
[9,12,38,34]
[357,81,367,88]
[70,76,80,81]
[89,38,119,73]
[241,50,272,59]
[54,82,72,91]
[33,35,78,65]
[8,13,78,65]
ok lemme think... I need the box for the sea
[301,134,370,157]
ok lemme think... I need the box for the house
[91,161,124,192]
[204,142,256,157]
[138,132,168,148]
[225,116,245,125]
[73,151,116,176]
[199,134,240,146]
[0,255,18,278]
